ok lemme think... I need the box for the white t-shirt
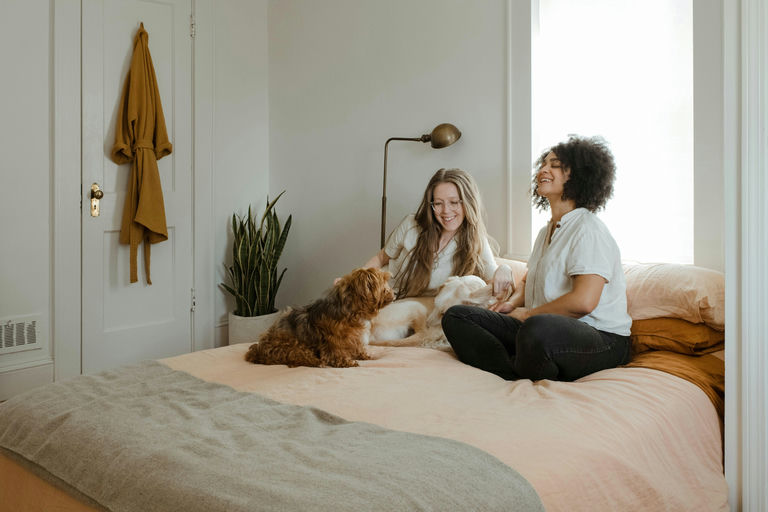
[525,208,632,336]
[384,214,498,295]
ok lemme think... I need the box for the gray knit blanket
[0,361,543,512]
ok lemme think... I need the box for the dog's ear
[336,268,392,315]
[465,284,494,304]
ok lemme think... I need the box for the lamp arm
[381,137,428,248]
[380,124,460,247]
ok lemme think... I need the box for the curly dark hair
[531,135,616,213]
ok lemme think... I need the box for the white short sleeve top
[525,208,632,336]
[384,215,497,295]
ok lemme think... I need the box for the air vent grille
[0,315,41,355]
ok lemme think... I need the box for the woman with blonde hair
[364,168,512,298]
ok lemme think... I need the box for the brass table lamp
[380,123,461,247]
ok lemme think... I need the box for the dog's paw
[325,357,359,368]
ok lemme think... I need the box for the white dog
[370,275,512,349]
[368,299,429,343]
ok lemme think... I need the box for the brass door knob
[90,183,103,217]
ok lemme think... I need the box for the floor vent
[0,315,41,355]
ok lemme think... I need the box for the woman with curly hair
[442,136,632,381]
[363,168,513,298]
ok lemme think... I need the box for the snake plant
[221,191,292,317]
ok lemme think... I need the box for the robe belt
[132,140,154,151]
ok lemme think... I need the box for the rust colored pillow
[631,317,724,356]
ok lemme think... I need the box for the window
[532,0,693,264]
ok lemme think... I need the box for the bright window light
[532,0,693,264]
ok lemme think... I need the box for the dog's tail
[244,335,322,368]
[244,342,264,364]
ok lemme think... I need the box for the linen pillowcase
[494,257,528,287]
[623,263,724,331]
[630,317,724,355]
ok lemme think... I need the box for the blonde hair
[394,168,493,298]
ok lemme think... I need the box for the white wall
[0,1,54,395]
[693,0,725,272]
[211,0,270,345]
[268,0,509,306]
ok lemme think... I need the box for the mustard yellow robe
[111,23,172,284]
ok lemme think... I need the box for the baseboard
[0,362,53,401]
[214,322,228,348]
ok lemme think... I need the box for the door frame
[53,0,214,380]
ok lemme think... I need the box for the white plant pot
[228,311,282,345]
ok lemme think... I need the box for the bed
[0,260,728,511]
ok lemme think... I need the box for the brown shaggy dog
[245,267,395,368]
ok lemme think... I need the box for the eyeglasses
[430,199,463,212]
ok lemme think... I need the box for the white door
[82,0,193,373]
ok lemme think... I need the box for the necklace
[436,232,457,257]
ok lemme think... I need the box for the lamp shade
[427,123,461,148]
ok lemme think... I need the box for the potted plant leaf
[221,191,291,344]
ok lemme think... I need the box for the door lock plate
[90,183,104,217]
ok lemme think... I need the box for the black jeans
[442,305,631,381]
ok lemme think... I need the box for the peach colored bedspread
[163,343,728,512]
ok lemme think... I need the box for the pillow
[623,263,724,331]
[495,257,527,285]
[630,317,724,355]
